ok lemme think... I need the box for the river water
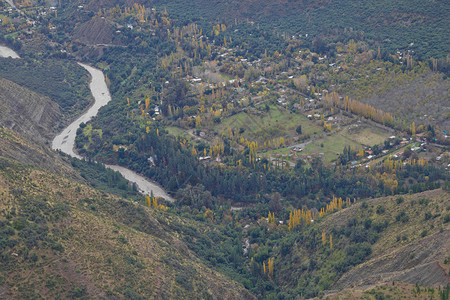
[5,0,16,9]
[0,46,20,59]
[51,63,110,159]
[0,45,173,201]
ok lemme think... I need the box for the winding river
[51,63,109,160]
[53,63,174,202]
[0,46,173,201]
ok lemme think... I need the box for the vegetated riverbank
[51,62,174,201]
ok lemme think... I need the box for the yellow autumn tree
[204,209,214,222]
[410,122,416,136]
[359,149,365,158]
[268,212,276,224]
[268,258,274,278]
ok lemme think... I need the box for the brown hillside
[344,70,450,129]
[0,158,256,299]
[323,281,448,299]
[0,126,79,178]
[0,78,61,143]
[73,17,115,46]
[0,78,79,177]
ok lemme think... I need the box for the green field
[341,125,391,146]
[303,134,361,163]
[259,134,361,164]
[166,126,192,140]
[216,106,392,164]
[217,105,322,142]
[258,123,392,164]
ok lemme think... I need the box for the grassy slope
[323,281,448,300]
[336,62,450,129]
[0,126,79,178]
[0,157,255,299]
[328,189,450,289]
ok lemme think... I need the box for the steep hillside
[322,189,449,289]
[272,189,450,297]
[337,65,450,129]
[0,78,61,143]
[72,17,117,46]
[323,282,450,299]
[0,58,92,121]
[0,76,83,177]
[0,126,79,178]
[0,157,255,299]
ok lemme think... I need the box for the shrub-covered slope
[271,189,450,298]
[54,0,449,58]
[0,157,255,299]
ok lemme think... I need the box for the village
[158,39,449,171]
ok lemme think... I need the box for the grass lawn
[259,147,292,159]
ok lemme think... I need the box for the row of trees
[324,92,395,127]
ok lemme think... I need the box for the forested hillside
[149,0,450,59]
[15,0,448,59]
